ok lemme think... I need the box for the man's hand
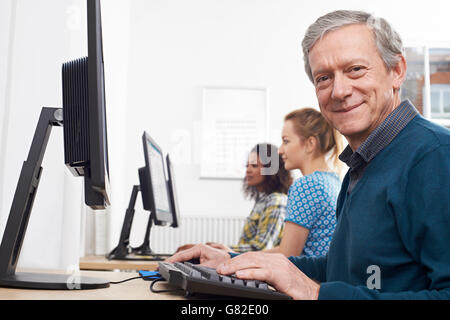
[216,252,320,300]
[175,243,195,253]
[205,242,235,253]
[165,243,231,268]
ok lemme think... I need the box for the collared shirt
[230,192,287,253]
[339,100,419,193]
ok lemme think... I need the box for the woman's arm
[264,221,309,256]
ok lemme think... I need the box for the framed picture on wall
[200,86,269,179]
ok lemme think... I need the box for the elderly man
[167,10,450,300]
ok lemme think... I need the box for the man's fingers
[202,259,222,268]
[216,252,265,275]
[235,268,272,282]
[175,244,194,253]
[165,245,201,263]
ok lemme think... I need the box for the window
[401,47,450,125]
[429,48,450,119]
[401,47,425,114]
[430,84,450,118]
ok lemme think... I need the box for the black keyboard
[158,262,292,300]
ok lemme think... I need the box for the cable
[109,273,184,294]
[110,275,162,285]
[150,278,184,294]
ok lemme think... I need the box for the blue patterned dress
[285,171,341,257]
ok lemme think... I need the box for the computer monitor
[63,0,110,209]
[0,0,110,289]
[141,131,173,226]
[107,132,181,260]
[166,154,181,228]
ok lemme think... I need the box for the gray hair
[302,10,404,83]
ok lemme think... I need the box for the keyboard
[158,262,292,300]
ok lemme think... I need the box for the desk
[79,255,159,271]
[0,268,185,300]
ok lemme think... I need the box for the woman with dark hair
[176,143,292,253]
[242,143,292,199]
[228,143,292,252]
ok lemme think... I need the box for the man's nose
[331,73,352,101]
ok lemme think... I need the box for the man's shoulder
[405,115,450,146]
[387,115,450,161]
[380,114,450,173]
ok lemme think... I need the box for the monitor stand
[128,219,171,260]
[106,185,140,260]
[0,107,109,290]
[107,183,170,261]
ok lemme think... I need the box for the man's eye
[350,66,365,74]
[316,75,329,84]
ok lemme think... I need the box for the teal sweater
[289,115,450,299]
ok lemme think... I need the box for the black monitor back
[0,0,111,289]
[166,154,181,228]
[62,0,110,209]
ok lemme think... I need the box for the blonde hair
[284,108,344,174]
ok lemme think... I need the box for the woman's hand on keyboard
[165,243,231,268]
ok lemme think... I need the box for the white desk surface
[0,268,185,300]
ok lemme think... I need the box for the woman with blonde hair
[265,107,343,257]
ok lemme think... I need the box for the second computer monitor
[140,131,173,226]
[166,154,180,228]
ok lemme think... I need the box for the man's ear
[392,54,407,91]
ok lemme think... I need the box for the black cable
[110,275,161,284]
[109,274,184,294]
[150,278,184,293]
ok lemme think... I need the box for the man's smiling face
[308,24,404,150]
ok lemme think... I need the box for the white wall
[1,0,450,269]
[0,0,89,271]
[0,0,15,223]
[0,0,131,270]
[119,0,450,249]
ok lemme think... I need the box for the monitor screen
[141,132,173,225]
[147,141,171,213]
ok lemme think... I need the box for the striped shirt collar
[339,100,419,170]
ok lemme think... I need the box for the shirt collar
[339,100,419,170]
